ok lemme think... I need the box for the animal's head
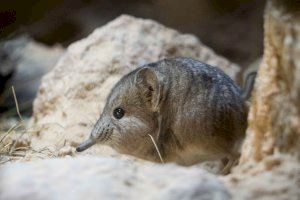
[76,67,164,158]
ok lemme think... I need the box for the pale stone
[240,0,300,168]
[0,156,230,200]
[223,1,300,199]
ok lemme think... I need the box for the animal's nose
[76,138,96,152]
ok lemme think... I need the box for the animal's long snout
[76,116,112,152]
[76,138,96,152]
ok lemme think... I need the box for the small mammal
[77,57,253,174]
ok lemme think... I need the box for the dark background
[0,0,264,67]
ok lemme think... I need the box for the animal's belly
[174,145,225,166]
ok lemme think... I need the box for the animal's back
[146,57,247,165]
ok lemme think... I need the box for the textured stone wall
[240,0,300,164]
[223,2,300,199]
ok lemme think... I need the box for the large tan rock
[240,0,300,164]
[223,1,300,199]
[29,15,240,158]
[0,156,230,200]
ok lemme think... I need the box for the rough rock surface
[223,155,300,200]
[223,1,300,199]
[0,156,230,200]
[240,0,300,164]
[29,15,240,158]
[239,0,300,167]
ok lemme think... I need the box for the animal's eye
[113,107,125,119]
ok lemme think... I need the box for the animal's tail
[241,72,257,101]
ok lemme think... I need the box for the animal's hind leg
[220,153,240,175]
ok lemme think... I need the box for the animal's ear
[135,67,161,110]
